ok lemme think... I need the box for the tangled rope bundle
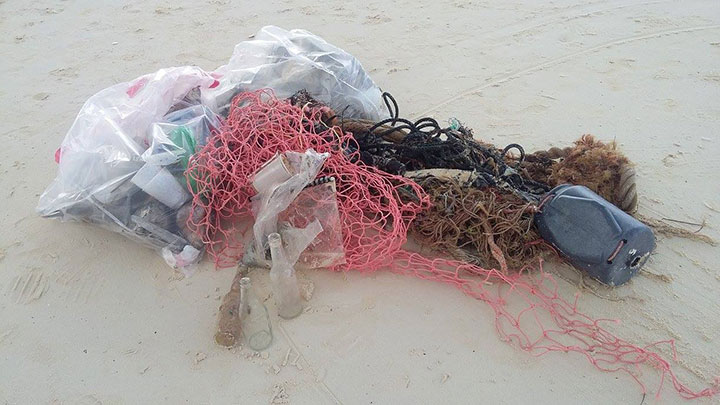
[347,93,550,202]
[409,174,551,271]
[187,89,716,400]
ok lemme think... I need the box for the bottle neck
[268,235,288,267]
[239,278,250,314]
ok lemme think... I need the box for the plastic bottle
[268,233,303,319]
[238,277,273,350]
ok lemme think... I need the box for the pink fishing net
[186,89,428,269]
[187,89,717,400]
[392,251,718,400]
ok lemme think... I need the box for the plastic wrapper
[278,178,346,269]
[250,150,328,260]
[245,150,345,269]
[203,25,387,120]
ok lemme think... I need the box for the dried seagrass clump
[549,135,632,208]
[521,135,637,213]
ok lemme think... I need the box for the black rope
[353,93,551,201]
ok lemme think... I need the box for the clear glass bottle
[268,233,303,319]
[238,277,273,350]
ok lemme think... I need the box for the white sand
[1,0,719,403]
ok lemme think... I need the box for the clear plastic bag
[37,67,218,217]
[36,69,221,270]
[203,25,387,120]
[278,178,346,269]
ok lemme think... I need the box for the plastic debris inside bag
[37,68,221,270]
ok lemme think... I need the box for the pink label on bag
[126,78,148,98]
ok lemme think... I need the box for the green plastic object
[169,126,199,193]
[169,126,196,168]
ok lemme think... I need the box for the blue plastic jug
[534,184,655,286]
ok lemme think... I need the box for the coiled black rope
[354,92,549,201]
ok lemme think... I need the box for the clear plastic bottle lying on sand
[268,233,303,319]
[238,277,273,350]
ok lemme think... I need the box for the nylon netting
[186,89,428,269]
[186,89,717,400]
[392,251,718,400]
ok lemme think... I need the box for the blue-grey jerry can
[534,184,655,286]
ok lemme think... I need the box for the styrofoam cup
[131,163,190,209]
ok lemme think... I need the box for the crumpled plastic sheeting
[246,151,346,270]
[203,25,387,120]
[278,179,346,269]
[250,150,329,261]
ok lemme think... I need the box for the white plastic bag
[204,26,387,120]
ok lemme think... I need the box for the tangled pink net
[187,89,428,269]
[187,89,717,400]
[392,251,718,400]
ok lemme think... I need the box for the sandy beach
[1,0,719,403]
